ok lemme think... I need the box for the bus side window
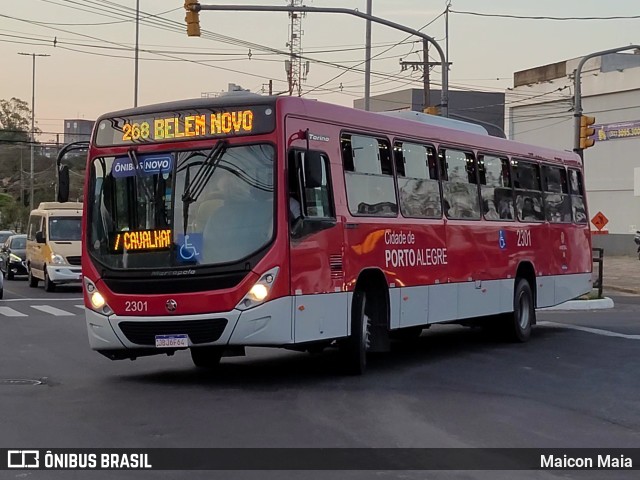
[568,168,588,224]
[394,141,441,218]
[440,148,480,220]
[542,165,571,223]
[478,154,513,221]
[512,159,545,222]
[341,133,397,217]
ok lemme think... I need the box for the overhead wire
[450,9,640,21]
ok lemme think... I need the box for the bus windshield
[88,144,275,269]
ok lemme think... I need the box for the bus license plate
[155,334,189,348]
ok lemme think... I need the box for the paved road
[1,279,639,479]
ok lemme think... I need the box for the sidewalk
[541,255,638,311]
[599,255,640,295]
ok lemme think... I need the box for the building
[506,52,640,255]
[64,119,94,144]
[354,88,505,137]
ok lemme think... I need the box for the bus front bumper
[85,296,294,357]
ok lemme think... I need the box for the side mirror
[35,231,45,244]
[303,151,323,189]
[57,165,70,203]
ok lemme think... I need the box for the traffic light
[184,0,201,37]
[580,115,596,149]
[424,106,440,115]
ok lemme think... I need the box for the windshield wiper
[127,149,154,202]
[181,140,228,235]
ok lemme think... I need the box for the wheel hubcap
[518,292,530,329]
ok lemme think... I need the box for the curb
[539,297,614,311]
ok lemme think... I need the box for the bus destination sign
[95,105,275,146]
[113,229,172,252]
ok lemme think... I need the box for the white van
[26,202,82,292]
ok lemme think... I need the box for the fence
[592,247,604,298]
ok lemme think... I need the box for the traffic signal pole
[187,2,449,117]
[573,45,640,160]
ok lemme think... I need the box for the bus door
[287,148,347,343]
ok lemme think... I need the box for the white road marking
[75,305,85,309]
[31,305,76,316]
[539,321,640,340]
[2,297,83,302]
[0,307,27,317]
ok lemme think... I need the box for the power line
[450,9,640,21]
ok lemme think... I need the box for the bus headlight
[84,277,113,315]
[51,253,66,265]
[236,267,279,311]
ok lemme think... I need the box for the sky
[0,0,638,142]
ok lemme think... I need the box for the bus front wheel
[190,347,223,369]
[506,278,534,342]
[342,289,371,375]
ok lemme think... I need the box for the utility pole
[445,1,450,73]
[423,40,430,111]
[134,0,140,107]
[364,0,372,111]
[190,3,450,116]
[18,52,49,212]
[399,50,450,112]
[285,0,308,96]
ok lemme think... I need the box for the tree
[0,97,39,142]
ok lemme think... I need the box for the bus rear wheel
[342,289,371,375]
[506,278,534,342]
[190,347,223,369]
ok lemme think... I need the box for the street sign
[591,211,609,232]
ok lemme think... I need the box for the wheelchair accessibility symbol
[498,230,507,250]
[178,233,203,262]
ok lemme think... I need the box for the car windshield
[0,233,13,243]
[10,237,26,249]
[88,144,275,269]
[49,217,82,241]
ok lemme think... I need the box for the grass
[577,290,603,300]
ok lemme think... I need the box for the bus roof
[94,93,274,123]
[94,94,582,167]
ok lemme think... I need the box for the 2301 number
[125,300,148,312]
[517,229,532,247]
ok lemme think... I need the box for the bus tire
[507,278,534,342]
[190,347,223,369]
[28,267,38,288]
[343,289,371,375]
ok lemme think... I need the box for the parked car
[0,234,28,280]
[0,230,16,245]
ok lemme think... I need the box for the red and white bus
[69,95,592,373]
